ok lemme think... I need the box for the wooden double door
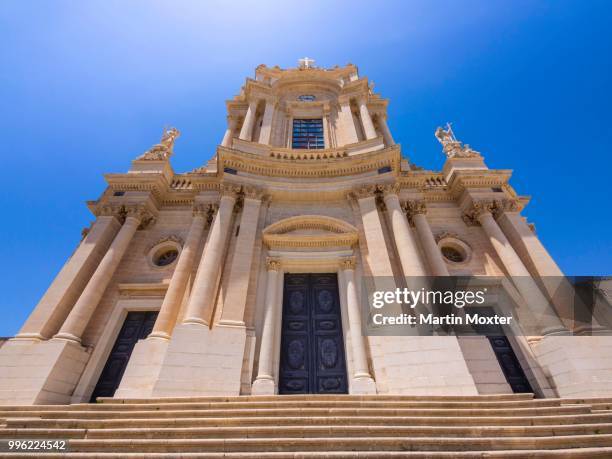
[278,273,348,395]
[90,311,158,402]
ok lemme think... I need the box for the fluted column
[149,204,212,339]
[258,100,275,145]
[382,187,427,277]
[340,258,375,387]
[464,201,566,335]
[219,187,264,326]
[55,206,153,343]
[239,100,258,141]
[252,258,282,394]
[221,116,237,147]
[358,97,377,140]
[182,186,238,326]
[405,200,450,277]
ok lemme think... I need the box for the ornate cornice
[218,144,400,179]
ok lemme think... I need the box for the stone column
[405,200,450,277]
[358,97,377,140]
[219,187,264,326]
[340,258,376,393]
[464,201,566,335]
[258,100,275,145]
[182,186,238,326]
[494,200,579,328]
[252,258,282,395]
[352,186,395,278]
[338,97,359,145]
[54,206,152,343]
[381,188,427,278]
[15,215,120,340]
[239,100,258,141]
[221,116,237,147]
[149,205,211,340]
[378,115,395,146]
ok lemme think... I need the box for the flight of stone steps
[2,394,612,457]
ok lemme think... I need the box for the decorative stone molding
[136,127,180,161]
[339,257,357,270]
[266,258,282,271]
[219,144,399,179]
[436,235,472,265]
[95,204,155,229]
[146,235,183,254]
[262,215,359,249]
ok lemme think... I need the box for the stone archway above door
[262,215,359,250]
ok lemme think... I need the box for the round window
[154,249,179,267]
[441,246,466,263]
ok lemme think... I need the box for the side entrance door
[279,273,348,394]
[90,311,158,402]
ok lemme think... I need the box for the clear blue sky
[0,1,610,337]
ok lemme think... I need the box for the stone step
[0,405,591,420]
[0,399,566,412]
[95,393,536,404]
[33,435,612,452]
[3,423,612,440]
[5,449,612,458]
[7,412,612,430]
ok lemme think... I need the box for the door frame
[264,249,359,395]
[71,296,163,403]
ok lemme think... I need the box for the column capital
[493,198,522,217]
[462,200,496,226]
[339,257,357,271]
[220,183,242,199]
[266,258,282,271]
[349,184,378,200]
[379,183,401,198]
[193,203,218,227]
[242,185,265,201]
[402,200,427,226]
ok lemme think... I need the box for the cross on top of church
[298,57,315,69]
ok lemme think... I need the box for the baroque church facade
[1,60,611,405]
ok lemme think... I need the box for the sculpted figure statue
[160,127,180,150]
[434,123,481,159]
[136,126,181,161]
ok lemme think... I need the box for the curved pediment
[263,215,358,249]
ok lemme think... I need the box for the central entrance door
[279,273,348,394]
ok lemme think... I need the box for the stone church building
[1,60,611,406]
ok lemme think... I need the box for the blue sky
[0,0,610,336]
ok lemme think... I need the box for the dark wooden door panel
[488,335,533,393]
[279,273,348,395]
[90,311,158,402]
